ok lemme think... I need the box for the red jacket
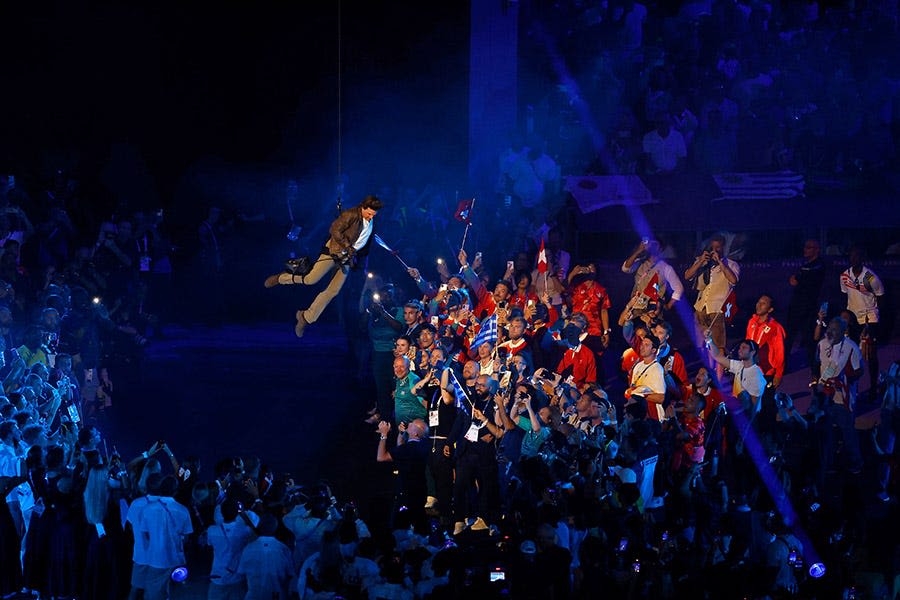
[568,281,611,337]
[557,344,597,390]
[746,315,786,380]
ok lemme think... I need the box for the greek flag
[470,313,498,350]
[448,368,470,408]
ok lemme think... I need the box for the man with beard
[447,375,503,526]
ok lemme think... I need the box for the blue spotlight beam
[531,18,826,577]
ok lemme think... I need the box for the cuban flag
[537,238,548,274]
[454,198,475,224]
[470,313,498,350]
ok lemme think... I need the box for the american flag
[470,313,498,351]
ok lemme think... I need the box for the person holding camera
[622,238,684,315]
[686,234,740,378]
[376,419,430,532]
[264,195,383,338]
[814,316,863,474]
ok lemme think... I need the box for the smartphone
[475,252,482,261]
[506,260,514,272]
[67,404,81,424]
[490,570,506,582]
[440,283,448,292]
[819,301,828,314]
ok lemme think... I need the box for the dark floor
[106,320,396,523]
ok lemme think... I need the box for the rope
[336,0,343,216]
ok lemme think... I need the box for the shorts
[696,306,726,351]
[143,566,172,600]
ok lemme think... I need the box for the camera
[286,256,312,277]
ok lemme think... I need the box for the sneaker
[264,273,281,288]
[294,311,309,338]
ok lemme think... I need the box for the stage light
[367,272,374,279]
[809,562,826,578]
[437,258,443,264]
[92,297,101,305]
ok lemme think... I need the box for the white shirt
[238,536,293,600]
[353,218,373,251]
[818,336,862,383]
[642,128,686,173]
[840,266,884,324]
[0,443,17,478]
[630,359,666,421]
[206,513,260,586]
[622,258,684,302]
[126,496,152,565]
[727,359,766,412]
[694,259,740,313]
[136,496,193,569]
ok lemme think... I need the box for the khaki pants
[695,306,726,352]
[277,253,348,323]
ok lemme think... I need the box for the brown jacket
[324,206,373,257]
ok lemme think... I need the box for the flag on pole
[373,234,393,252]
[470,313,498,350]
[642,272,661,302]
[537,239,548,274]
[454,199,475,224]
[721,289,738,324]
[448,368,471,408]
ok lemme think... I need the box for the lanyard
[633,360,655,384]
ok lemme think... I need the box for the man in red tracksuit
[745,294,786,388]
[556,320,597,391]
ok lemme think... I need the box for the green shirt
[394,372,425,424]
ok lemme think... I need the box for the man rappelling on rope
[264,194,383,337]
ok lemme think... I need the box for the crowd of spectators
[513,0,900,178]
[3,2,900,598]
[337,214,898,599]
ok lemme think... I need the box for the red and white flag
[537,239,548,274]
[454,199,475,224]
[721,289,738,324]
[642,272,660,301]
